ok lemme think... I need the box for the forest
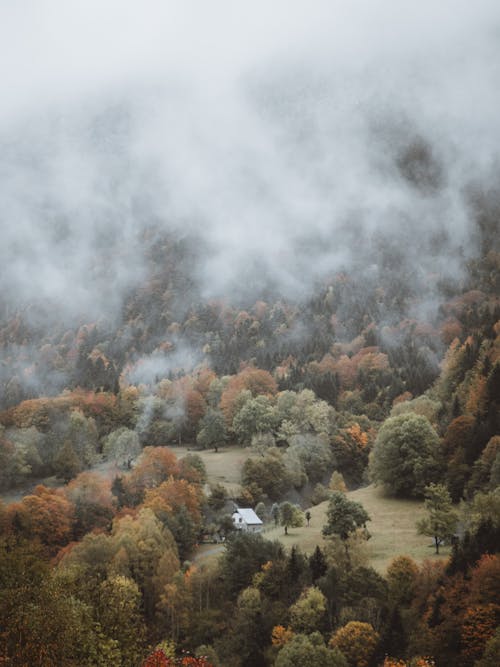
[1,2,500,666]
[1,193,498,666]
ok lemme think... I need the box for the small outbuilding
[232,508,263,533]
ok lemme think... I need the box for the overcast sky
[1,1,499,321]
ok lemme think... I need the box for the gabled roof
[233,508,263,525]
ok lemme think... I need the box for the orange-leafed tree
[143,477,203,526]
[142,651,214,667]
[6,485,75,550]
[64,471,115,537]
[461,603,500,665]
[126,446,179,504]
[219,367,277,426]
[271,625,294,647]
[468,554,500,605]
[329,621,380,667]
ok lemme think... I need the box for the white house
[232,508,263,533]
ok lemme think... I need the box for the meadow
[175,443,453,572]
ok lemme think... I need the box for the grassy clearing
[261,484,451,573]
[171,447,451,573]
[172,445,246,495]
[349,485,451,571]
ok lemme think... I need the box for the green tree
[241,449,291,500]
[232,395,276,445]
[103,427,141,469]
[290,586,327,634]
[370,413,441,497]
[230,586,266,667]
[220,532,283,598]
[286,434,333,483]
[208,483,228,510]
[417,483,458,554]
[96,575,146,666]
[322,492,370,563]
[309,545,328,582]
[330,470,347,493]
[54,439,81,482]
[275,632,348,667]
[196,409,227,452]
[475,627,500,667]
[386,555,419,606]
[279,501,304,535]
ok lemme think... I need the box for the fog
[1,0,499,324]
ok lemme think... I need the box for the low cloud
[1,1,499,326]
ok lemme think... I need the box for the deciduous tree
[370,414,441,497]
[279,501,304,535]
[329,621,380,667]
[322,492,370,563]
[417,484,457,554]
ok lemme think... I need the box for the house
[232,508,263,533]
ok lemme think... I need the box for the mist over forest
[1,3,499,667]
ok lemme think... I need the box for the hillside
[1,3,500,666]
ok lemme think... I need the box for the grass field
[171,445,452,573]
[172,445,247,495]
[261,484,451,573]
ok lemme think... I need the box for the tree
[220,532,283,597]
[309,545,328,582]
[104,427,141,469]
[65,471,115,537]
[290,586,327,634]
[110,508,180,619]
[96,575,146,665]
[322,492,370,564]
[53,439,81,482]
[126,446,179,503]
[229,586,267,667]
[275,632,348,667]
[460,603,499,665]
[330,470,347,493]
[279,501,304,535]
[208,483,227,511]
[271,502,280,526]
[271,625,294,648]
[7,485,75,551]
[232,395,276,444]
[386,555,419,606]
[196,409,227,452]
[0,539,113,666]
[475,627,500,667]
[370,413,441,497]
[417,484,458,554]
[286,434,333,483]
[329,621,380,667]
[241,449,291,500]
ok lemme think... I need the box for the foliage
[196,409,227,451]
[142,649,214,666]
[290,586,327,633]
[416,484,458,554]
[386,555,419,606]
[322,492,370,542]
[279,501,304,535]
[370,414,441,497]
[329,621,380,667]
[104,427,141,468]
[241,448,291,500]
[275,632,348,667]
